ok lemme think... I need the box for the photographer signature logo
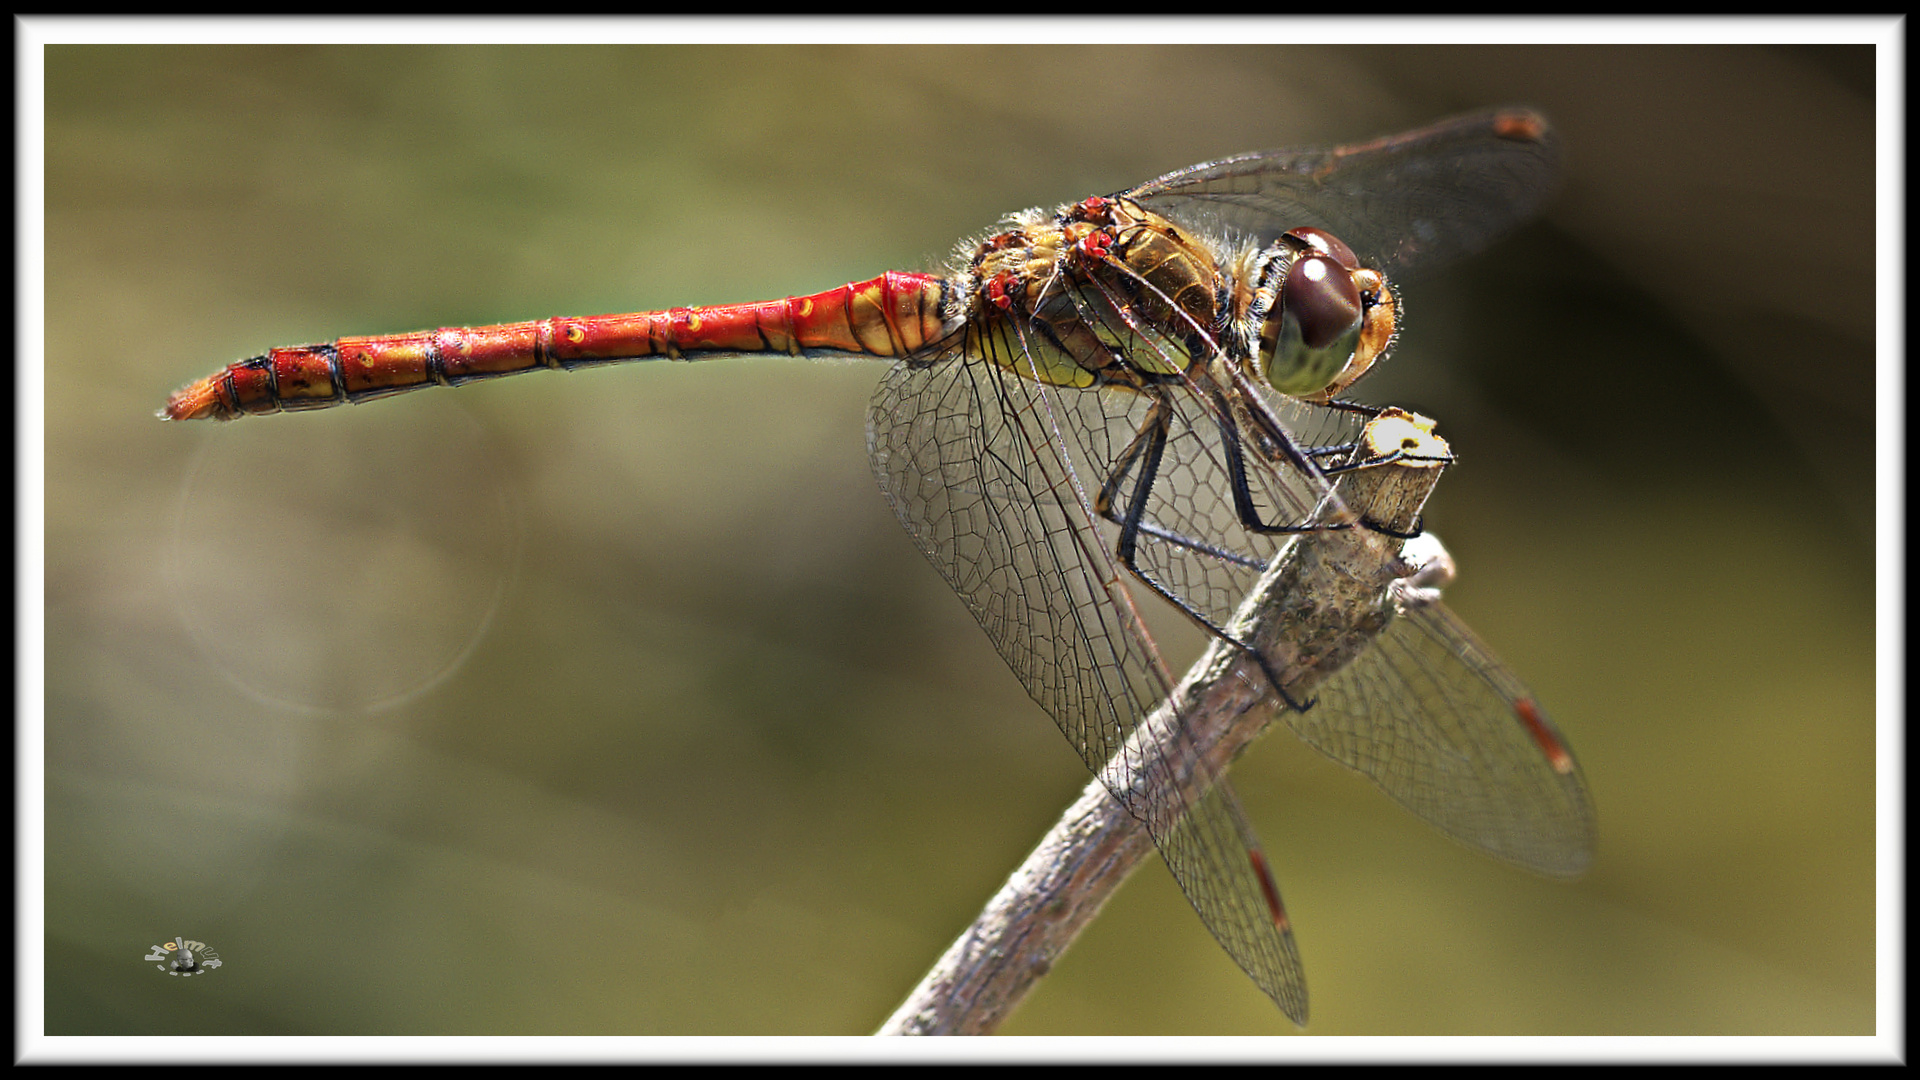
[145,937,222,976]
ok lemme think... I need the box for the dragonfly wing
[1291,597,1596,877]
[867,349,1311,1022]
[1162,778,1307,1023]
[868,351,1166,783]
[1127,107,1560,281]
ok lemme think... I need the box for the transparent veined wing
[1293,581,1596,877]
[1128,107,1561,281]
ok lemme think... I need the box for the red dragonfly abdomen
[163,271,950,421]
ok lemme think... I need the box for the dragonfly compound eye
[1259,253,1365,397]
[1282,226,1360,271]
[1284,255,1363,350]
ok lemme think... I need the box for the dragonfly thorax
[962,197,1234,390]
[1246,226,1400,402]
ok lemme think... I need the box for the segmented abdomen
[163,271,950,421]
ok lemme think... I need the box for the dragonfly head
[1250,227,1399,401]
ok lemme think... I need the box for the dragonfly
[164,107,1595,1026]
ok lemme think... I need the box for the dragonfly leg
[1093,400,1268,570]
[1100,396,1313,713]
[1317,397,1386,418]
[1212,372,1365,539]
[1213,410,1352,540]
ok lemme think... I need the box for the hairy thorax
[959,197,1248,391]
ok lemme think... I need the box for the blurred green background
[41,41,1878,1037]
